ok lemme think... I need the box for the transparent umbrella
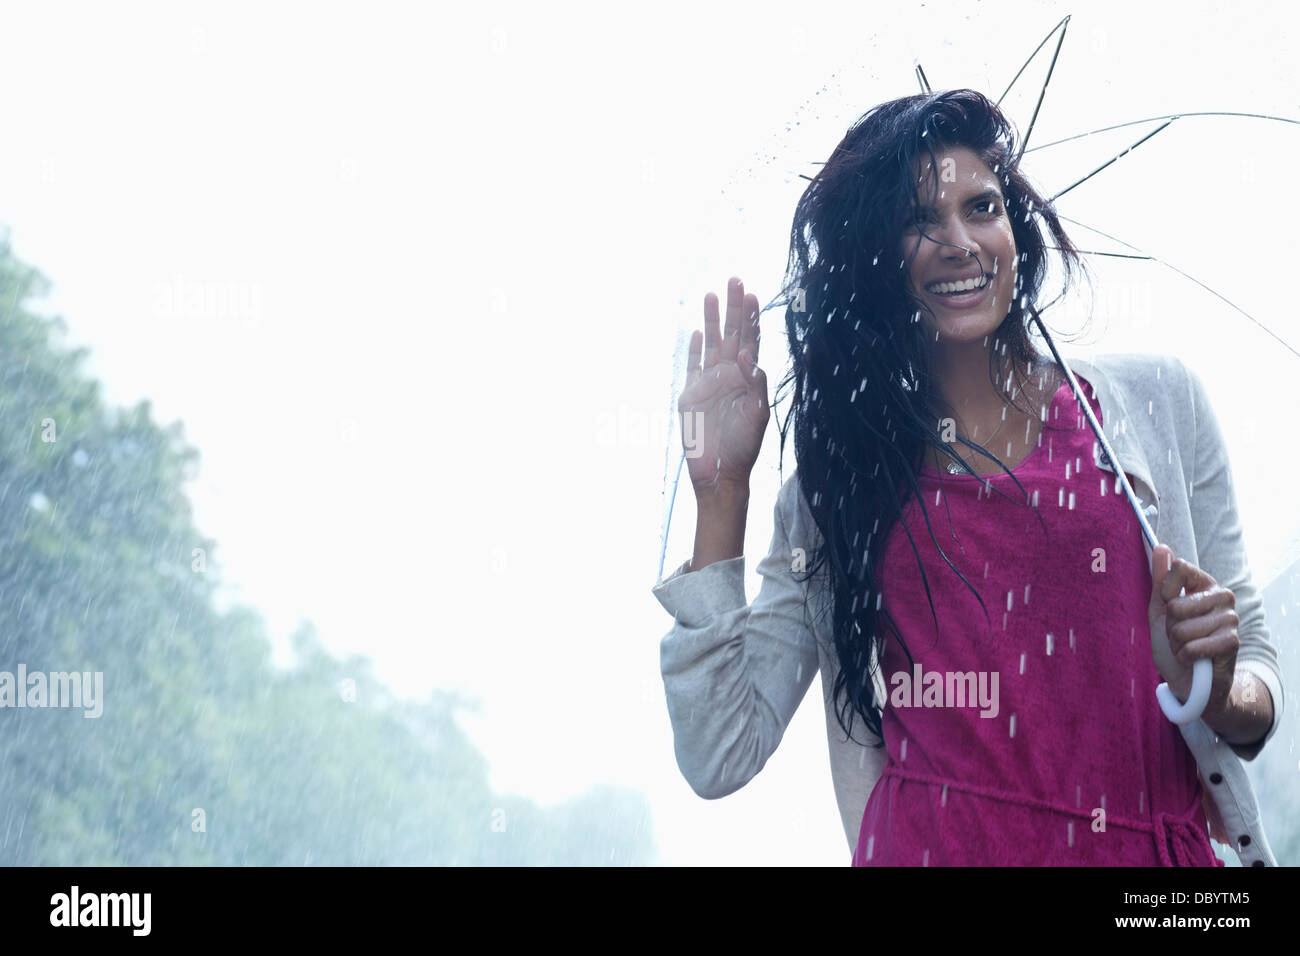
[657,11,1300,727]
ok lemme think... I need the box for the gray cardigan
[652,352,1285,866]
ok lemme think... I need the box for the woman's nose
[936,218,978,259]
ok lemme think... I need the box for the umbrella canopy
[916,13,1300,589]
[661,8,1300,594]
[658,10,1300,730]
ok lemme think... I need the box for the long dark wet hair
[771,88,1090,748]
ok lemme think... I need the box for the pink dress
[853,375,1221,866]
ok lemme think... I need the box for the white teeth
[927,274,988,295]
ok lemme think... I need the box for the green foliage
[0,232,657,865]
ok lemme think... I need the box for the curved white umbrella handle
[1156,658,1213,724]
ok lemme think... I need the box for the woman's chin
[927,310,1004,343]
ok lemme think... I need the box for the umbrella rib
[915,61,932,94]
[1026,111,1300,155]
[1057,214,1300,361]
[1046,119,1178,203]
[1011,16,1071,165]
[1047,248,1152,260]
[997,15,1071,108]
[805,111,1265,190]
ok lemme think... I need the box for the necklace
[934,367,1057,475]
[942,412,1008,475]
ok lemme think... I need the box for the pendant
[946,461,965,475]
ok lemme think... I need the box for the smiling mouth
[922,274,995,312]
[925,273,992,296]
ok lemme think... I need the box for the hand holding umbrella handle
[1155,658,1213,724]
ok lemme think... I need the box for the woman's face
[900,146,1018,346]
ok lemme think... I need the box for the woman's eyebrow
[915,188,1004,212]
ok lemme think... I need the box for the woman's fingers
[739,292,761,369]
[1171,620,1241,668]
[1167,583,1235,619]
[722,277,745,364]
[698,278,757,376]
[685,328,703,388]
[703,290,722,370]
[1158,555,1218,604]
[1168,597,1240,653]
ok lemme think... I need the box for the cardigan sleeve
[1180,358,1285,761]
[651,474,821,799]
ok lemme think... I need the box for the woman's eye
[913,202,999,225]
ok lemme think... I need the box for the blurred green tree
[0,233,656,865]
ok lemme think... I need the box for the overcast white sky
[0,0,1295,865]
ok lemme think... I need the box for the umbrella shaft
[1030,315,1158,552]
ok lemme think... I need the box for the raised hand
[679,277,770,499]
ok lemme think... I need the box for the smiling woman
[764,91,1091,750]
[905,164,1015,330]
[899,145,1060,475]
[653,87,1283,868]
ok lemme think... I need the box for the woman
[653,89,1283,865]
